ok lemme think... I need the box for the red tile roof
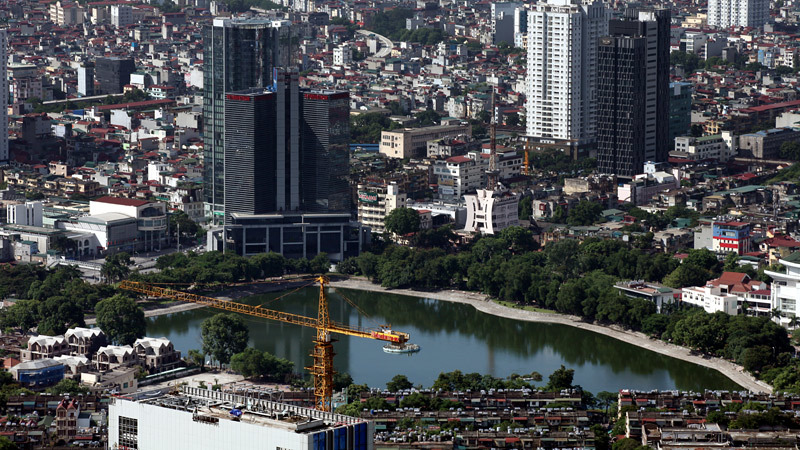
[94,196,149,206]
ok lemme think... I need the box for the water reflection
[145,287,741,393]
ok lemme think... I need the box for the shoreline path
[89,277,771,393]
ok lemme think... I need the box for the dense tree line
[339,228,795,388]
[131,250,331,285]
[366,9,448,45]
[350,113,403,143]
[0,266,114,334]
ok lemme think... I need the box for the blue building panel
[18,364,64,387]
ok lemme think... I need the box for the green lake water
[146,287,741,393]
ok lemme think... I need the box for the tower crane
[118,277,413,412]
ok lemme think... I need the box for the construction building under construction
[109,385,374,450]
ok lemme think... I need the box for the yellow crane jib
[116,277,414,412]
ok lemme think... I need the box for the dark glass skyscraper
[203,18,292,223]
[223,90,276,220]
[596,35,647,178]
[222,84,350,223]
[597,9,670,178]
[300,90,351,213]
[95,57,135,95]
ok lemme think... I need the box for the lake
[146,286,741,393]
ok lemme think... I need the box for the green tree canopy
[387,374,413,392]
[384,207,421,236]
[567,200,603,226]
[201,313,249,365]
[95,294,146,345]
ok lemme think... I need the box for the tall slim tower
[0,29,7,164]
[596,9,670,177]
[203,18,292,223]
[300,90,351,213]
[525,0,608,158]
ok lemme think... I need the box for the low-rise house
[21,335,70,361]
[681,272,769,315]
[614,280,679,313]
[133,337,182,373]
[64,327,106,357]
[93,345,137,371]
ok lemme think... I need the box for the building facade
[77,64,94,97]
[708,0,769,28]
[712,221,752,255]
[109,386,374,450]
[300,90,351,213]
[379,123,471,159]
[596,9,670,178]
[95,57,136,95]
[0,30,7,163]
[203,18,293,223]
[356,183,407,234]
[210,213,368,261]
[766,253,800,325]
[669,82,692,145]
[525,0,608,157]
[673,132,737,162]
[463,187,520,235]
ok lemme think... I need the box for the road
[356,29,393,58]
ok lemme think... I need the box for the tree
[46,378,89,396]
[37,296,84,335]
[188,349,206,369]
[101,252,132,282]
[384,207,421,236]
[0,436,16,450]
[545,365,574,391]
[309,253,331,274]
[201,313,249,365]
[781,141,800,161]
[414,110,441,127]
[230,347,266,378]
[387,374,413,392]
[170,211,200,245]
[95,294,146,345]
[566,200,603,226]
[250,252,286,278]
[597,391,617,416]
[3,300,40,332]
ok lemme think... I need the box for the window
[119,416,138,449]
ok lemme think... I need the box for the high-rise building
[708,0,769,28]
[203,18,292,223]
[300,90,351,213]
[669,81,693,145]
[77,63,94,97]
[596,8,670,178]
[492,2,523,45]
[0,29,7,164]
[223,90,277,220]
[222,70,300,222]
[95,57,135,94]
[110,4,132,27]
[525,0,608,159]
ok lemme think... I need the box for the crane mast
[118,278,412,412]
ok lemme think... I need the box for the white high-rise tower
[708,0,769,28]
[0,29,7,163]
[525,0,608,158]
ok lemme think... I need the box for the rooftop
[133,386,364,432]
